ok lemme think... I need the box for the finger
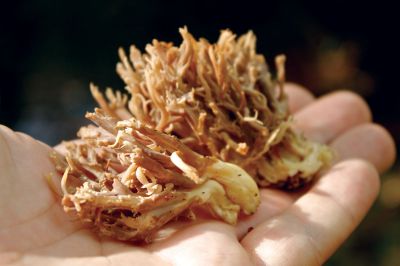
[284,82,315,114]
[331,123,396,173]
[241,159,380,266]
[293,91,372,143]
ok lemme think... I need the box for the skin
[0,83,396,266]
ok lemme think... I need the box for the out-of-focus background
[0,1,399,264]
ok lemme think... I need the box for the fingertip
[331,123,397,173]
[330,90,372,122]
[371,124,397,172]
[293,90,372,143]
[284,82,315,113]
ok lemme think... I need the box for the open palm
[0,84,396,266]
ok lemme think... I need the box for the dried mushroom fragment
[93,27,332,189]
[52,109,260,242]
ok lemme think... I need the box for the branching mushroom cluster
[52,28,332,242]
[51,109,259,242]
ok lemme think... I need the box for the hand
[0,83,395,266]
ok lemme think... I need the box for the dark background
[1,1,399,264]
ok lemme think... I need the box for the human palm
[0,84,396,266]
